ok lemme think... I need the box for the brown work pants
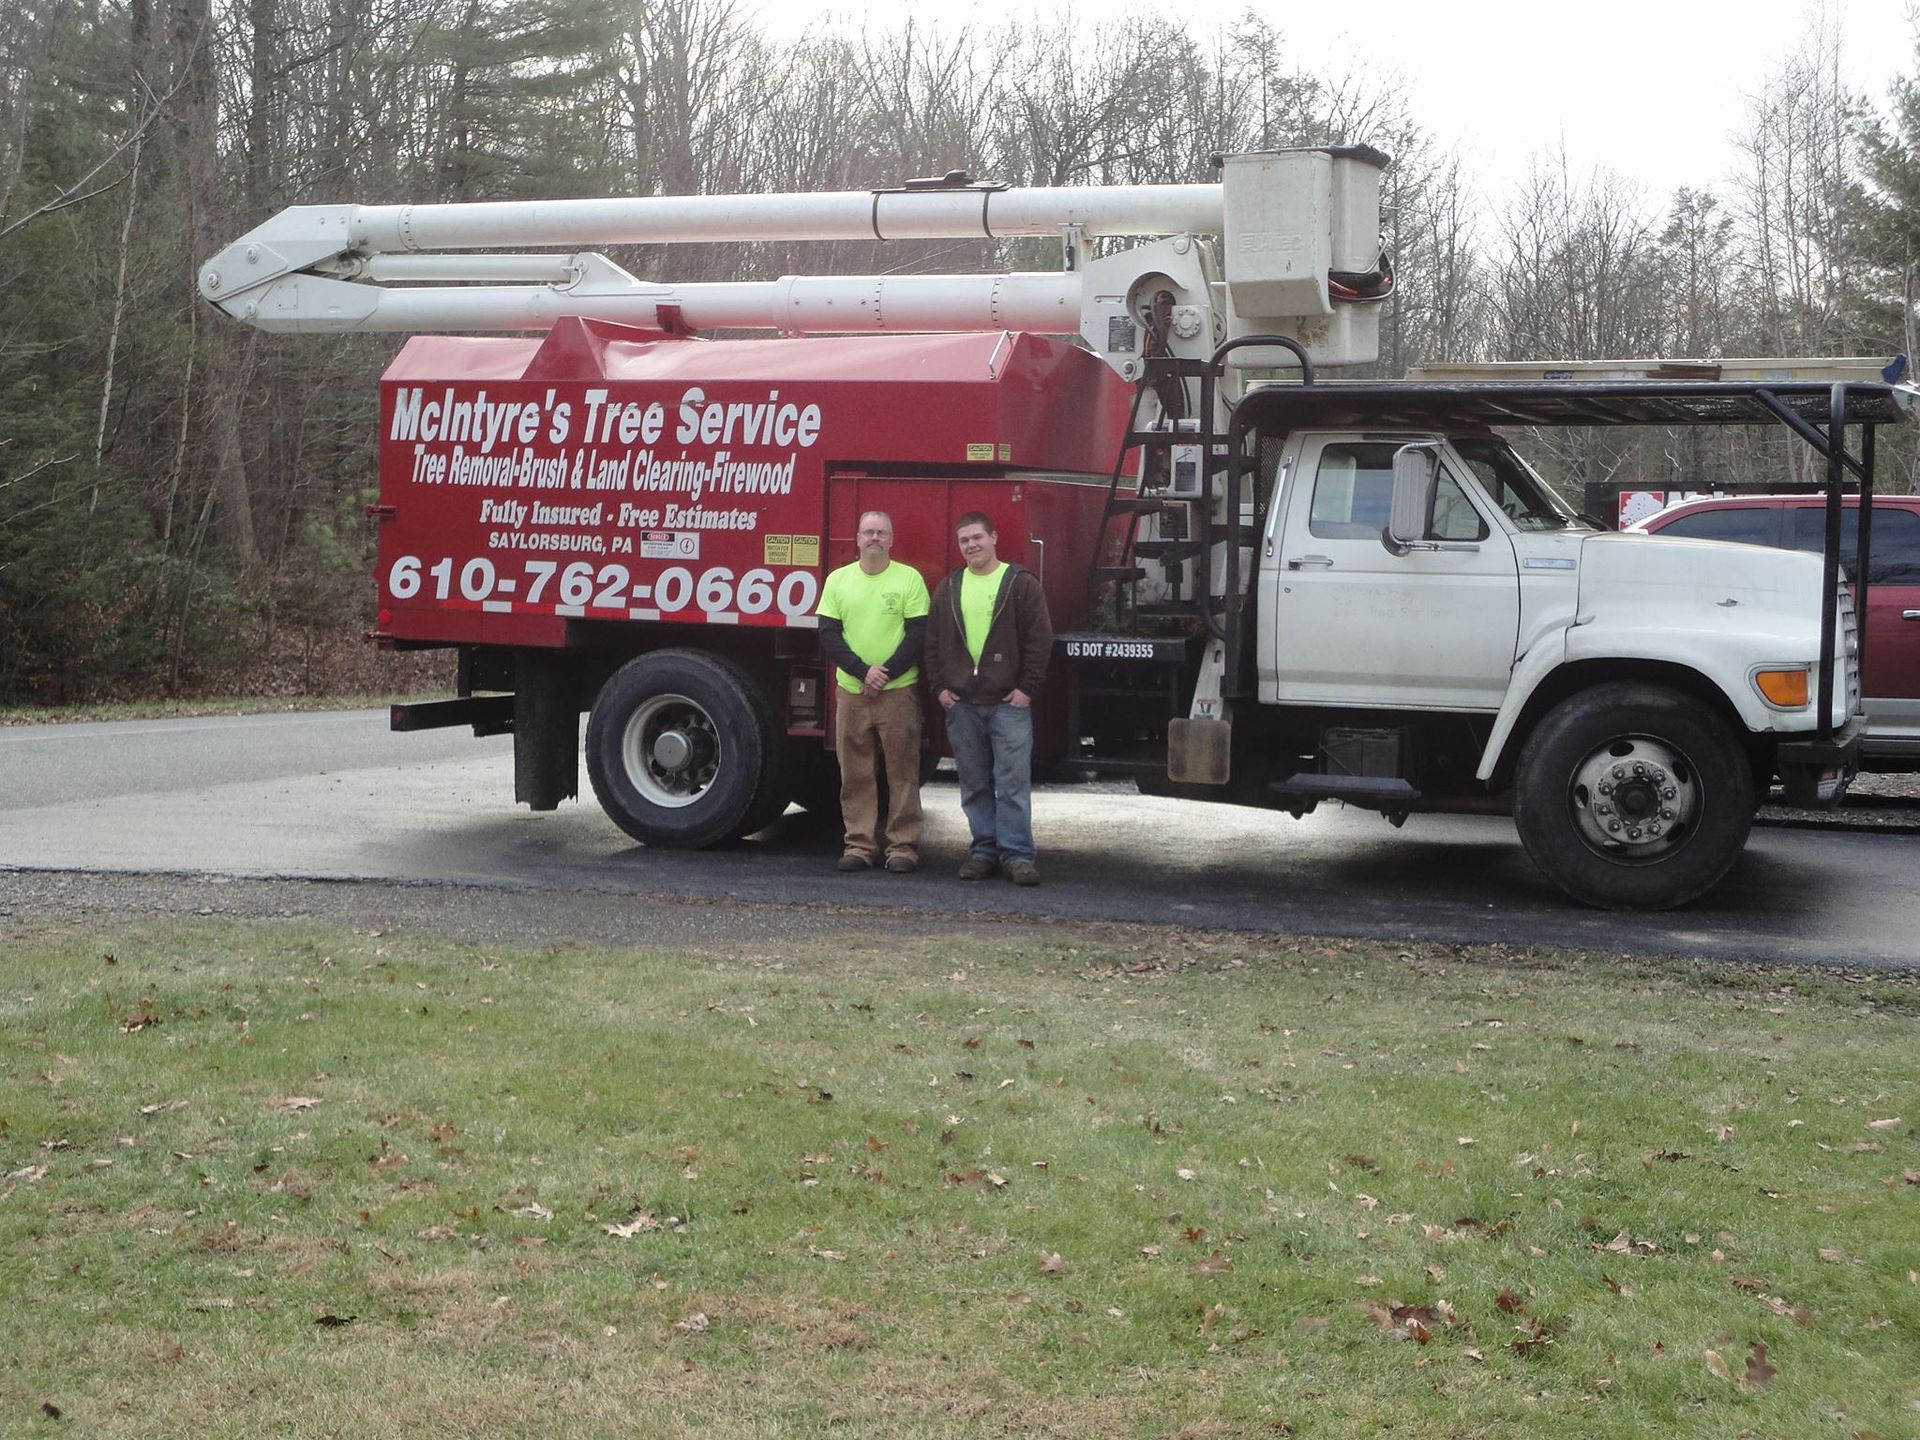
[835,685,924,862]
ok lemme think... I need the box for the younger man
[925,512,1053,885]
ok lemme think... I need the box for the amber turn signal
[1752,668,1810,707]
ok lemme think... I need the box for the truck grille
[1836,578,1862,720]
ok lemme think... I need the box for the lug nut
[1632,762,1648,777]
[1598,781,1614,796]
[1612,765,1627,779]
[1660,807,1675,820]
[1608,820,1622,833]
[1662,786,1677,799]
[1647,824,1663,837]
[1628,827,1642,839]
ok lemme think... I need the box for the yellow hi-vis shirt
[961,562,1008,665]
[817,560,930,694]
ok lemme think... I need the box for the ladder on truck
[1092,335,1315,656]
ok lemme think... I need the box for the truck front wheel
[586,650,780,848]
[1512,682,1753,910]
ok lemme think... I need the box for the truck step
[1108,497,1171,515]
[1092,565,1148,581]
[1269,774,1421,807]
[1131,539,1205,560]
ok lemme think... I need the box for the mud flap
[1167,718,1231,785]
[514,647,579,811]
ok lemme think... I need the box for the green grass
[2,920,1916,1438]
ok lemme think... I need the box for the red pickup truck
[1631,494,1920,770]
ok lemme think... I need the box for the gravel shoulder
[0,868,1066,953]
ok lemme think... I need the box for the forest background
[4,0,1920,703]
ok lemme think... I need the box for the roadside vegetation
[3,919,1916,1438]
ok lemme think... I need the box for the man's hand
[863,663,890,696]
[1006,688,1032,709]
[937,688,958,711]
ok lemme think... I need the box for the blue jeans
[944,701,1034,865]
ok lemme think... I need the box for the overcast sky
[746,0,1918,206]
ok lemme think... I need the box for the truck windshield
[1451,437,1583,531]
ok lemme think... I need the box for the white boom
[198,147,1392,375]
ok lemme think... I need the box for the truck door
[1267,436,1520,711]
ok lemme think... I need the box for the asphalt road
[1,709,1916,969]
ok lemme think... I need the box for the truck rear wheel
[1513,682,1753,910]
[586,649,780,848]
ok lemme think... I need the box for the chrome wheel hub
[622,694,720,808]
[1569,735,1696,860]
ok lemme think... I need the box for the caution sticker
[966,443,994,462]
[997,443,1012,462]
[791,535,820,566]
[764,534,793,565]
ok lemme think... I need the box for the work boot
[1005,860,1040,887]
[957,855,997,881]
[885,853,918,874]
[837,852,872,872]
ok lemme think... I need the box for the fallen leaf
[602,1213,661,1238]
[1818,1247,1853,1264]
[271,1096,321,1113]
[1176,1168,1196,1181]
[1866,1117,1903,1131]
[672,1312,709,1334]
[1741,1341,1777,1391]
[1191,1251,1233,1276]
[510,1202,553,1222]
[314,1314,355,1328]
[1038,1250,1066,1274]
[1703,1349,1730,1379]
[1495,1290,1527,1314]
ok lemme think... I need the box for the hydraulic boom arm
[198,147,1391,375]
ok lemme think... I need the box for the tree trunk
[178,0,259,566]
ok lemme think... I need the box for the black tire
[585,649,779,848]
[1512,682,1754,910]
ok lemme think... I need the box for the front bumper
[1776,716,1865,808]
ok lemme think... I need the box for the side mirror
[1386,446,1437,549]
